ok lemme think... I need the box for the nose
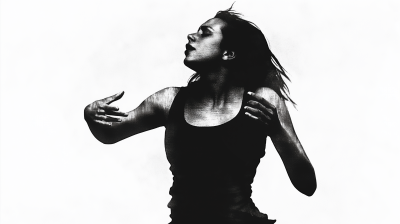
[187,33,195,42]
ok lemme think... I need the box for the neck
[192,67,243,108]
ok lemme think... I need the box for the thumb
[104,91,124,104]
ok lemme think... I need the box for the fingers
[97,109,128,117]
[244,92,279,130]
[246,91,277,118]
[93,120,113,126]
[104,110,129,117]
[102,104,120,111]
[246,100,274,117]
[95,115,123,122]
[97,109,106,115]
[108,91,124,104]
[103,91,125,104]
[244,106,272,123]
[85,92,126,126]
[245,112,259,121]
[247,92,276,110]
[98,104,128,117]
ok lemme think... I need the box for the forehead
[201,18,227,31]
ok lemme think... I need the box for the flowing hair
[188,6,295,105]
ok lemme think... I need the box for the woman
[84,7,316,224]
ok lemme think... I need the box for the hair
[188,6,295,105]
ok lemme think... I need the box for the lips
[185,44,195,51]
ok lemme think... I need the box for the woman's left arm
[245,88,317,196]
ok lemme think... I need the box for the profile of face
[184,18,229,72]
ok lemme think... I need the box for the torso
[164,84,275,224]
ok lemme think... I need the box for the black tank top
[164,84,276,224]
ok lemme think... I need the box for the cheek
[202,47,221,56]
[202,41,223,56]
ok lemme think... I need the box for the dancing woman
[84,7,316,224]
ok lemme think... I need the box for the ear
[222,50,235,61]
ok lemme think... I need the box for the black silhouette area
[84,6,316,224]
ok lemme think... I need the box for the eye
[197,27,211,37]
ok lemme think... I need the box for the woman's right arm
[84,87,180,144]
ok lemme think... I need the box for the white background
[1,0,399,223]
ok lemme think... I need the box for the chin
[183,58,199,72]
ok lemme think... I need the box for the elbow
[291,163,317,196]
[97,137,118,145]
[294,177,317,197]
[302,179,317,197]
[306,165,317,196]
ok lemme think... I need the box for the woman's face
[184,18,227,71]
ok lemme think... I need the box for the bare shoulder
[145,87,181,111]
[151,87,181,101]
[253,87,282,108]
[254,87,293,130]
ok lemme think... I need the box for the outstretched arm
[244,88,317,196]
[84,87,180,144]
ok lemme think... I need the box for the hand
[244,91,280,134]
[84,91,129,126]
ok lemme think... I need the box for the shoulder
[147,87,181,101]
[144,87,181,113]
[253,87,282,108]
[153,87,181,99]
